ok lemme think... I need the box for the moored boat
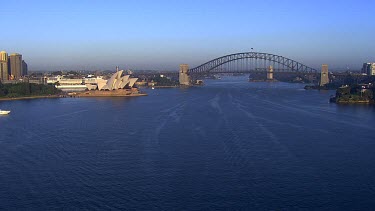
[0,110,11,115]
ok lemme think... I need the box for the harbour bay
[1,77,375,210]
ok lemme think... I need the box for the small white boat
[0,110,11,115]
[151,87,155,90]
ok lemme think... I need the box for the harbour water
[1,76,375,210]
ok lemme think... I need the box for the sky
[1,0,374,71]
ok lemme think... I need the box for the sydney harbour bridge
[135,52,326,85]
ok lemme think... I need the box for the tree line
[0,82,61,98]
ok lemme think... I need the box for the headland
[330,84,375,104]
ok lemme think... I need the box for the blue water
[1,77,375,210]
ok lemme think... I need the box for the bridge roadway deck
[134,71,366,77]
[133,70,319,77]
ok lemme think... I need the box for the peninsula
[330,84,375,104]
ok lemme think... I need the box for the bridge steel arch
[188,52,317,74]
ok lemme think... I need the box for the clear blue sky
[1,0,374,71]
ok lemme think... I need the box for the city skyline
[0,51,27,80]
[1,0,375,71]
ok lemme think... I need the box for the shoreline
[76,93,148,97]
[150,86,179,88]
[0,95,61,101]
[74,89,148,98]
[0,91,148,101]
[330,97,374,105]
[249,80,279,82]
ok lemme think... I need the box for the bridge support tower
[267,65,274,80]
[179,64,191,85]
[320,64,329,86]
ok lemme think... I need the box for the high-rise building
[22,60,28,76]
[0,51,9,80]
[320,64,329,86]
[9,53,23,79]
[362,63,369,74]
[362,63,375,75]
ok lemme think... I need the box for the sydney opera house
[91,70,138,91]
[78,70,143,97]
[79,70,145,97]
[50,70,139,92]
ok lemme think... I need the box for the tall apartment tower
[22,60,28,76]
[320,64,329,86]
[362,63,375,75]
[362,63,370,74]
[9,53,23,79]
[0,51,9,80]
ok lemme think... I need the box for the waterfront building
[0,51,9,80]
[57,78,86,91]
[9,53,23,79]
[362,63,375,75]
[96,71,138,91]
[50,71,138,92]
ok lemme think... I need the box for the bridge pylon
[320,64,329,86]
[179,64,191,85]
[267,65,274,80]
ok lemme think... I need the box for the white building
[50,71,138,92]
[96,70,138,91]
